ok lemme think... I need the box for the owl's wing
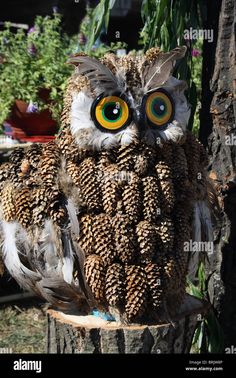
[0,142,94,312]
[185,134,215,283]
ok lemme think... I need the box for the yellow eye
[143,89,174,128]
[91,94,131,132]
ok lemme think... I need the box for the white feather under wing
[188,201,213,281]
[1,220,40,292]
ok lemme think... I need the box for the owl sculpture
[0,47,213,323]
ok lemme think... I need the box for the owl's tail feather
[1,220,41,294]
[1,218,94,312]
[36,277,91,313]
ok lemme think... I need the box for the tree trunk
[46,295,209,354]
[200,0,236,347]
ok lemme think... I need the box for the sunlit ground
[0,302,46,353]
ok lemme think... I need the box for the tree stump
[47,295,209,353]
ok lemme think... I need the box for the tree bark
[47,295,209,354]
[200,0,236,347]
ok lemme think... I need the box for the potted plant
[0,14,76,142]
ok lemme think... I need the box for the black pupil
[153,99,166,116]
[104,103,121,121]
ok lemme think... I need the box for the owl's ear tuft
[66,54,122,94]
[67,52,88,66]
[141,46,187,93]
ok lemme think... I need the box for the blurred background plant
[187,263,224,353]
[0,13,77,128]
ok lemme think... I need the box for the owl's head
[66,47,190,150]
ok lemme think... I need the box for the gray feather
[142,46,187,93]
[67,54,121,93]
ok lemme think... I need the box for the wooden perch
[47,295,210,354]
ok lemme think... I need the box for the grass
[0,302,47,353]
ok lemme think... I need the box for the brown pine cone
[117,143,138,171]
[155,161,175,214]
[25,144,42,168]
[101,165,121,217]
[136,221,157,264]
[156,216,174,255]
[142,175,161,222]
[145,263,163,310]
[66,161,80,187]
[57,128,81,163]
[78,214,94,255]
[92,214,116,266]
[134,142,157,176]
[9,148,24,165]
[15,188,32,227]
[78,157,102,212]
[172,145,188,182]
[84,254,106,303]
[122,172,141,223]
[105,263,125,308]
[113,213,136,264]
[1,184,16,222]
[0,163,11,192]
[125,265,148,321]
[38,142,61,187]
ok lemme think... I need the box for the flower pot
[3,98,58,143]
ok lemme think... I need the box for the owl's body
[0,48,212,323]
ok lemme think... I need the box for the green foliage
[82,0,116,54]
[140,0,206,132]
[0,14,77,126]
[188,264,224,354]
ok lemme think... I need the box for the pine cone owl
[0,47,213,323]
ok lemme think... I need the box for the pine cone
[156,161,175,214]
[78,157,102,212]
[136,221,157,264]
[173,206,191,251]
[134,143,157,176]
[92,214,116,266]
[183,132,201,183]
[101,165,121,217]
[117,143,138,171]
[0,163,11,192]
[78,214,94,255]
[105,263,125,308]
[9,148,24,165]
[172,145,188,182]
[84,254,106,303]
[98,150,117,169]
[38,142,60,187]
[113,213,136,264]
[162,256,176,290]
[125,265,148,321]
[159,142,173,163]
[57,128,81,163]
[1,185,16,222]
[47,190,68,227]
[66,161,80,187]
[32,187,49,225]
[122,172,141,223]
[142,176,161,222]
[15,188,32,227]
[156,217,174,255]
[25,144,42,168]
[145,263,163,310]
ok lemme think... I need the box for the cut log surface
[47,295,209,354]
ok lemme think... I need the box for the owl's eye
[143,89,174,128]
[91,93,131,132]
